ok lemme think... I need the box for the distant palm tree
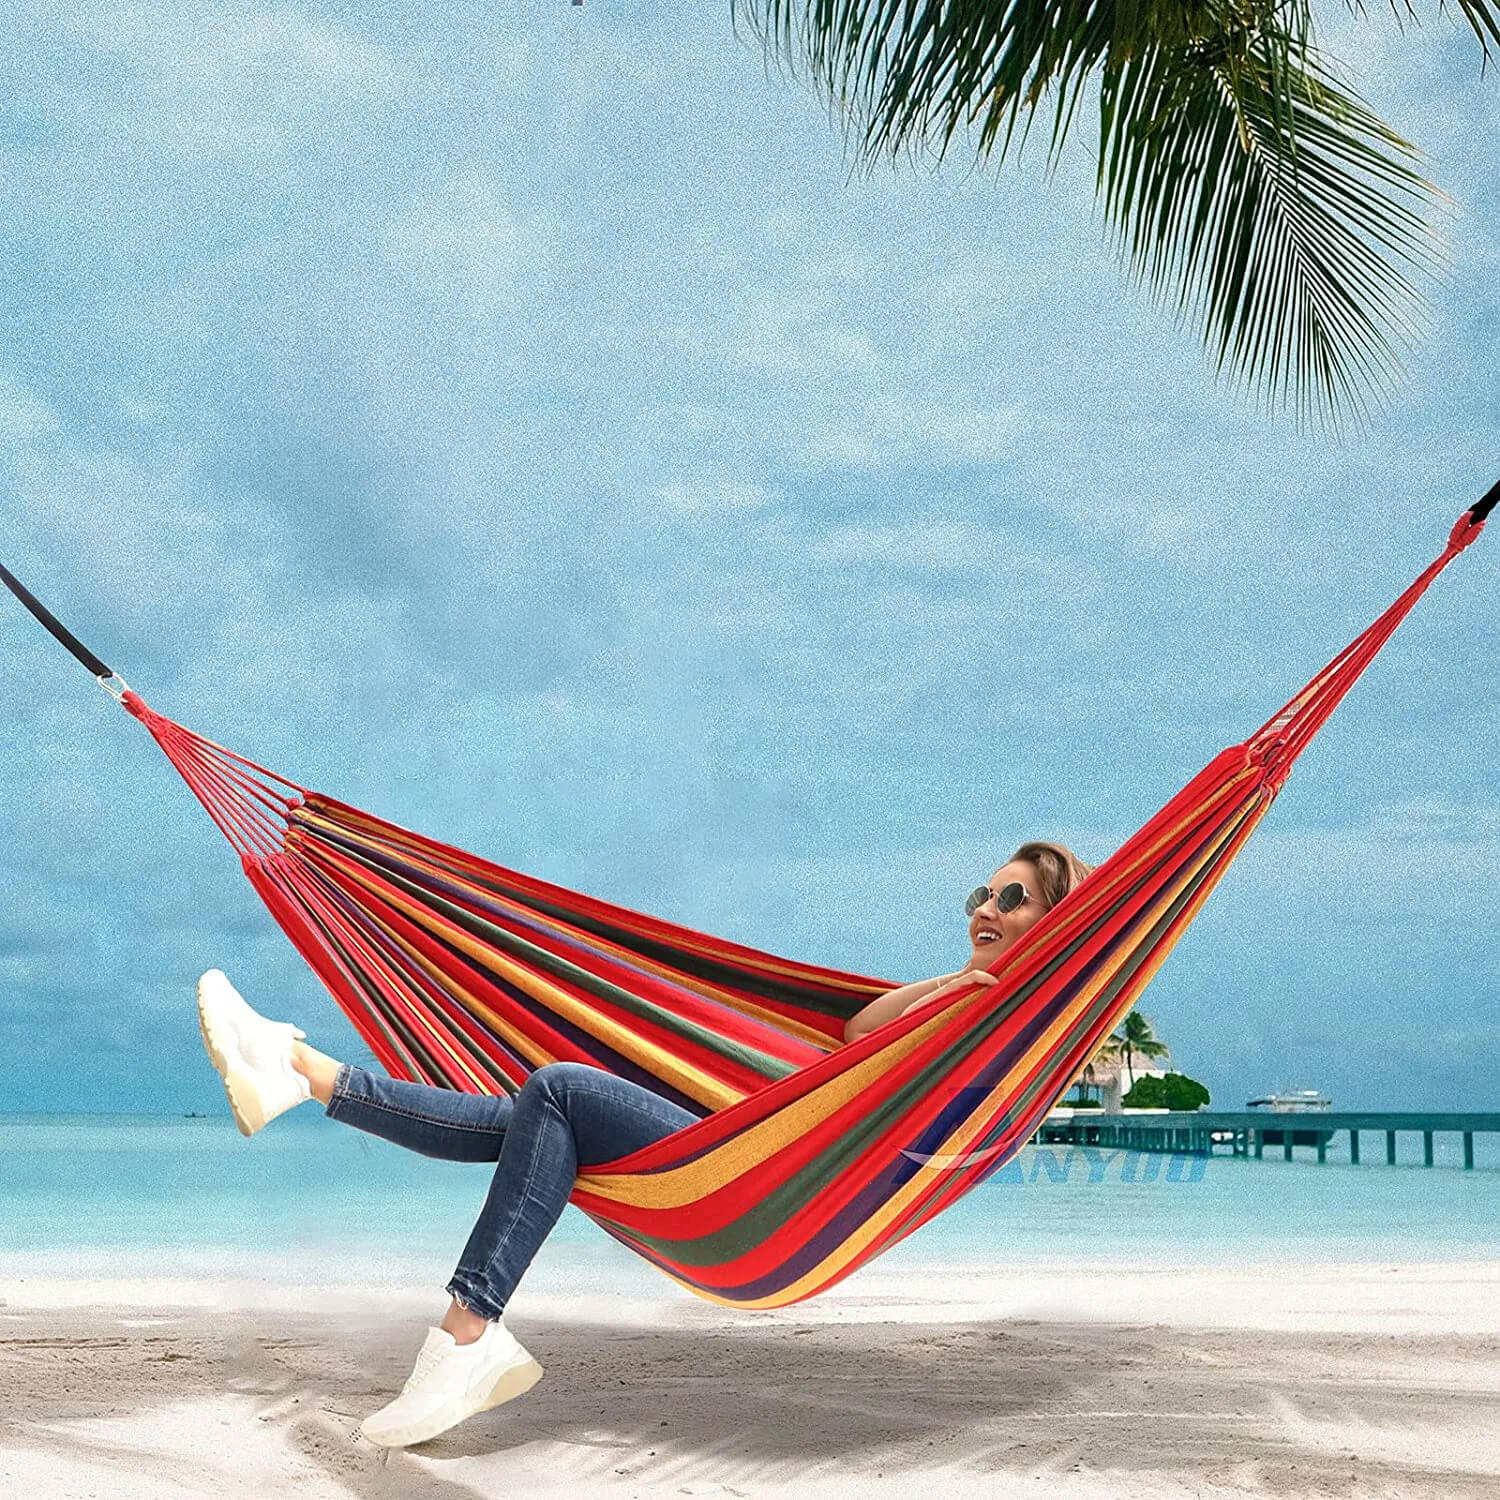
[1113,1011,1170,1089]
[731,1,1499,427]
[1068,1060,1098,1104]
[1071,1033,1126,1102]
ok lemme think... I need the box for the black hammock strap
[0,560,114,681]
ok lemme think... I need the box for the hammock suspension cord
[1,483,1493,1310]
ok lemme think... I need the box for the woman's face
[968,858,1048,961]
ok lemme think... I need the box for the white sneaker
[359,1319,544,1448]
[196,969,310,1137]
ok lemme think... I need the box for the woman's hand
[938,950,1005,990]
[899,968,999,1017]
[935,966,1001,996]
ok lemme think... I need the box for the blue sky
[1,3,1496,1115]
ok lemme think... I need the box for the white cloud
[811,519,1046,575]
[380,170,526,311]
[85,4,398,90]
[656,478,779,515]
[0,373,57,443]
[51,3,402,162]
[793,395,1030,469]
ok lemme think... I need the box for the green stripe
[594,800,1265,1266]
[304,797,875,1021]
[303,831,804,1087]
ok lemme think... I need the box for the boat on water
[1246,1089,1332,1112]
[1247,1089,1333,1146]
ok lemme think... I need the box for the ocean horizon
[6,1109,1497,1299]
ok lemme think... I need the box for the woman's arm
[843,973,954,1044]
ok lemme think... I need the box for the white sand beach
[6,1260,1500,1500]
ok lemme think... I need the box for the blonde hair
[1008,841,1094,911]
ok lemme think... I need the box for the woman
[196,839,1091,1449]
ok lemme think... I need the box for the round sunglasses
[965,881,1033,918]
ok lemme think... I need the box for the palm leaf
[732,0,1446,427]
[732,0,1125,168]
[1098,34,1442,425]
[1453,0,1500,48]
[1359,0,1500,55]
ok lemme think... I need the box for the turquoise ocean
[4,1110,1497,1300]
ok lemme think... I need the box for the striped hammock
[88,500,1494,1306]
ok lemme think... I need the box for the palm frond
[731,1,1449,427]
[731,0,1125,169]
[1099,35,1442,427]
[1452,0,1500,50]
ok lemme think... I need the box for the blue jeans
[325,1060,700,1320]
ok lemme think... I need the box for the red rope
[1245,513,1482,787]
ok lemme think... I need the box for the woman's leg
[304,1043,516,1165]
[350,1060,702,1445]
[289,1041,341,1105]
[444,1061,699,1326]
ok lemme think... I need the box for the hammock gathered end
[3,494,1492,1308]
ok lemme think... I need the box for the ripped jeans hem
[446,1273,506,1322]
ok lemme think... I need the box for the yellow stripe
[574,1003,952,1208]
[290,832,745,1113]
[577,788,1271,1306]
[298,801,890,993]
[292,807,862,1047]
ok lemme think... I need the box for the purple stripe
[661,981,1075,1301]
[697,825,1248,1297]
[310,823,772,1029]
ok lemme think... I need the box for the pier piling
[1034,1110,1497,1170]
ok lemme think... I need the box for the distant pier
[1036,1111,1500,1168]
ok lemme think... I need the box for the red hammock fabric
[104,504,1488,1307]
